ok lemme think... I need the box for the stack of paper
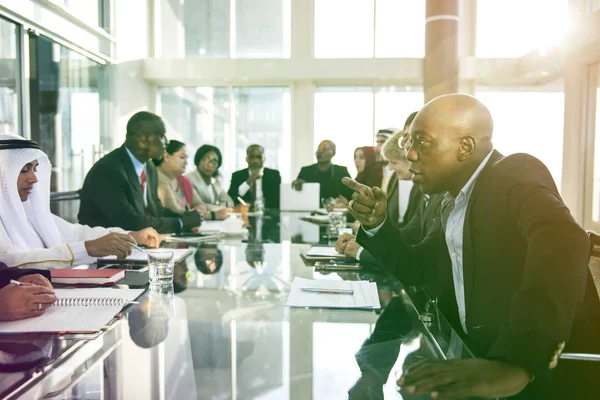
[197,220,224,233]
[286,277,380,309]
[99,248,192,264]
[305,246,346,258]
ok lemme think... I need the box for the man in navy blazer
[345,94,600,399]
[228,145,281,209]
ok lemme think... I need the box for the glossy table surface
[0,212,475,400]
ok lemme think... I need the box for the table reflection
[1,212,474,400]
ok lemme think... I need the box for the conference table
[0,211,476,400]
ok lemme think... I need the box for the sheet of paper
[301,215,330,224]
[0,288,144,333]
[286,277,380,309]
[197,220,224,233]
[305,246,345,258]
[102,248,191,263]
[280,183,320,211]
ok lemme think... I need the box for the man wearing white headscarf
[0,134,160,269]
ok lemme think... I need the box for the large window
[0,17,20,135]
[160,0,290,58]
[476,0,569,58]
[314,0,425,58]
[476,86,565,192]
[590,64,600,224]
[56,0,102,27]
[29,37,104,193]
[313,87,423,177]
[158,86,292,184]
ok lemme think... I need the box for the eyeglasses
[134,131,168,145]
[202,157,219,166]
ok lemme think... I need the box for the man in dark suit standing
[344,94,600,399]
[78,112,202,233]
[228,145,281,210]
[292,140,353,201]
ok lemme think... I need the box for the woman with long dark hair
[354,146,383,188]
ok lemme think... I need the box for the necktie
[140,169,146,192]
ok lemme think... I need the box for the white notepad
[286,277,380,309]
[0,288,144,333]
[101,248,191,263]
[305,246,346,258]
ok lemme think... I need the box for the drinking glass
[327,210,346,237]
[147,249,175,283]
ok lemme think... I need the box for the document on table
[101,248,191,263]
[286,277,380,309]
[305,246,346,258]
[197,220,224,233]
[0,288,145,333]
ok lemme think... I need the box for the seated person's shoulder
[489,153,555,185]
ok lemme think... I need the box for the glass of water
[327,210,346,237]
[147,249,175,283]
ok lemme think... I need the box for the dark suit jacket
[357,151,600,394]
[227,167,281,209]
[297,163,353,200]
[78,146,183,233]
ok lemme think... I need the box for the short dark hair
[194,145,223,176]
[195,244,224,275]
[126,111,165,136]
[153,140,185,167]
[403,111,419,132]
[246,144,264,156]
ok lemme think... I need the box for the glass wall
[476,86,565,191]
[56,0,101,27]
[160,0,290,58]
[29,36,103,193]
[0,17,20,135]
[158,86,292,184]
[476,0,569,57]
[314,0,425,58]
[313,87,423,177]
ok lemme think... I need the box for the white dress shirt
[239,168,264,201]
[441,149,494,333]
[365,150,494,334]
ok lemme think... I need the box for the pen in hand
[9,279,22,286]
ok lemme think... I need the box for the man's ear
[458,136,476,161]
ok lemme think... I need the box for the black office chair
[559,230,600,362]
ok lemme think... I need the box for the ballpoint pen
[301,288,354,295]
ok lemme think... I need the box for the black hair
[194,244,224,275]
[153,140,185,166]
[194,145,223,177]
[126,111,165,136]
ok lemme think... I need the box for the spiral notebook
[0,288,144,334]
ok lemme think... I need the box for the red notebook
[50,269,125,286]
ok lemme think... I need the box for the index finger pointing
[342,177,373,197]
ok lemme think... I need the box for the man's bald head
[407,94,495,196]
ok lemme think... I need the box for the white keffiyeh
[0,133,65,250]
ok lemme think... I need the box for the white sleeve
[52,215,123,241]
[0,241,83,270]
[238,181,251,196]
[355,246,364,260]
[361,217,386,238]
